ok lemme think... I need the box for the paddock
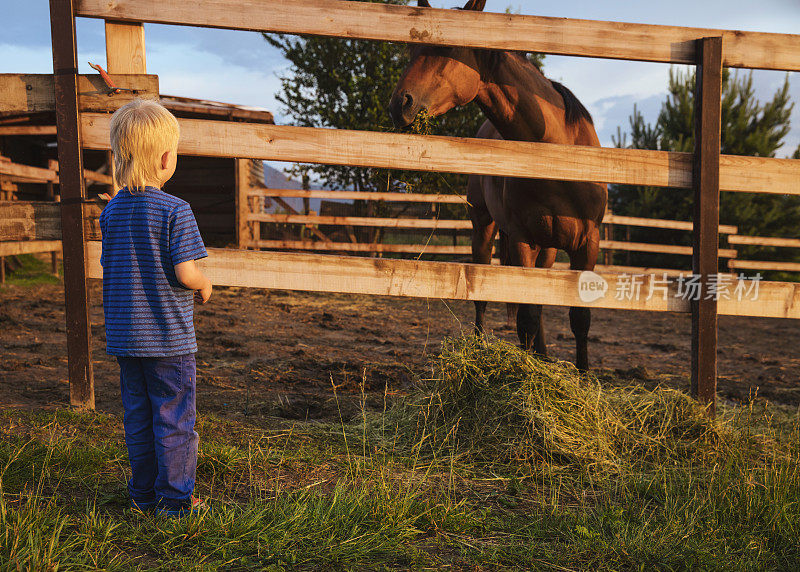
[4,0,800,415]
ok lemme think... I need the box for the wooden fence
[239,187,763,270]
[30,0,800,412]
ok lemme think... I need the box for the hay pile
[391,337,724,473]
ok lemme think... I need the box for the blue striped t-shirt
[99,187,208,357]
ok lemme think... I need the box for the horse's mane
[486,50,594,126]
[550,81,593,126]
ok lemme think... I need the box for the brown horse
[388,0,607,369]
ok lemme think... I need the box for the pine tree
[611,69,798,272]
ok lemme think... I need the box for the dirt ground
[2,280,799,419]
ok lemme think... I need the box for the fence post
[236,159,252,248]
[49,0,95,409]
[105,21,146,74]
[691,36,723,415]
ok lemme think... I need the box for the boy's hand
[195,279,212,305]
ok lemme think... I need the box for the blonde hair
[110,99,180,191]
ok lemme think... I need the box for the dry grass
[390,336,749,476]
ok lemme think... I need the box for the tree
[264,0,542,200]
[265,0,472,197]
[611,69,799,272]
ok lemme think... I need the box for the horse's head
[388,0,486,128]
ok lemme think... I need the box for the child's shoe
[156,496,210,518]
[130,497,157,513]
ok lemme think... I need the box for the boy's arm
[170,202,211,304]
[175,260,212,304]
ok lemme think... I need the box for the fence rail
[728,235,800,248]
[74,0,800,71]
[79,241,800,320]
[243,191,746,262]
[0,240,62,257]
[248,188,740,234]
[81,114,800,195]
[252,239,740,259]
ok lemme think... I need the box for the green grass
[0,254,60,288]
[1,340,800,570]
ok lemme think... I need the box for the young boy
[99,99,212,516]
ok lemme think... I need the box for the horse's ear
[417,0,431,7]
[462,0,486,11]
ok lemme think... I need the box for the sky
[3,0,800,168]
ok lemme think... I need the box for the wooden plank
[80,114,800,195]
[249,187,467,204]
[691,37,723,413]
[0,201,738,260]
[250,213,472,230]
[728,235,800,248]
[0,160,57,182]
[728,260,800,272]
[105,21,146,74]
[0,74,159,114]
[0,178,18,201]
[49,159,113,185]
[252,189,741,233]
[256,239,470,254]
[0,125,58,136]
[605,213,737,234]
[0,200,111,241]
[0,240,62,257]
[85,113,686,188]
[269,197,333,244]
[50,0,94,410]
[0,158,112,185]
[83,241,800,320]
[583,263,713,278]
[719,155,800,196]
[85,241,690,313]
[254,188,743,233]
[256,237,738,258]
[602,240,736,258]
[717,281,800,319]
[74,0,800,71]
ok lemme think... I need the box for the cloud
[544,56,678,105]
[144,41,287,119]
[589,93,666,147]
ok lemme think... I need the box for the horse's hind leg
[568,234,600,370]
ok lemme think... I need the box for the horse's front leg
[469,207,497,335]
[498,231,518,329]
[531,247,557,356]
[568,231,600,370]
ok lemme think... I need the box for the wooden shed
[0,84,272,247]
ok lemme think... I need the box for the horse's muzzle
[388,91,421,128]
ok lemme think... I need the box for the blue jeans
[118,354,198,509]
